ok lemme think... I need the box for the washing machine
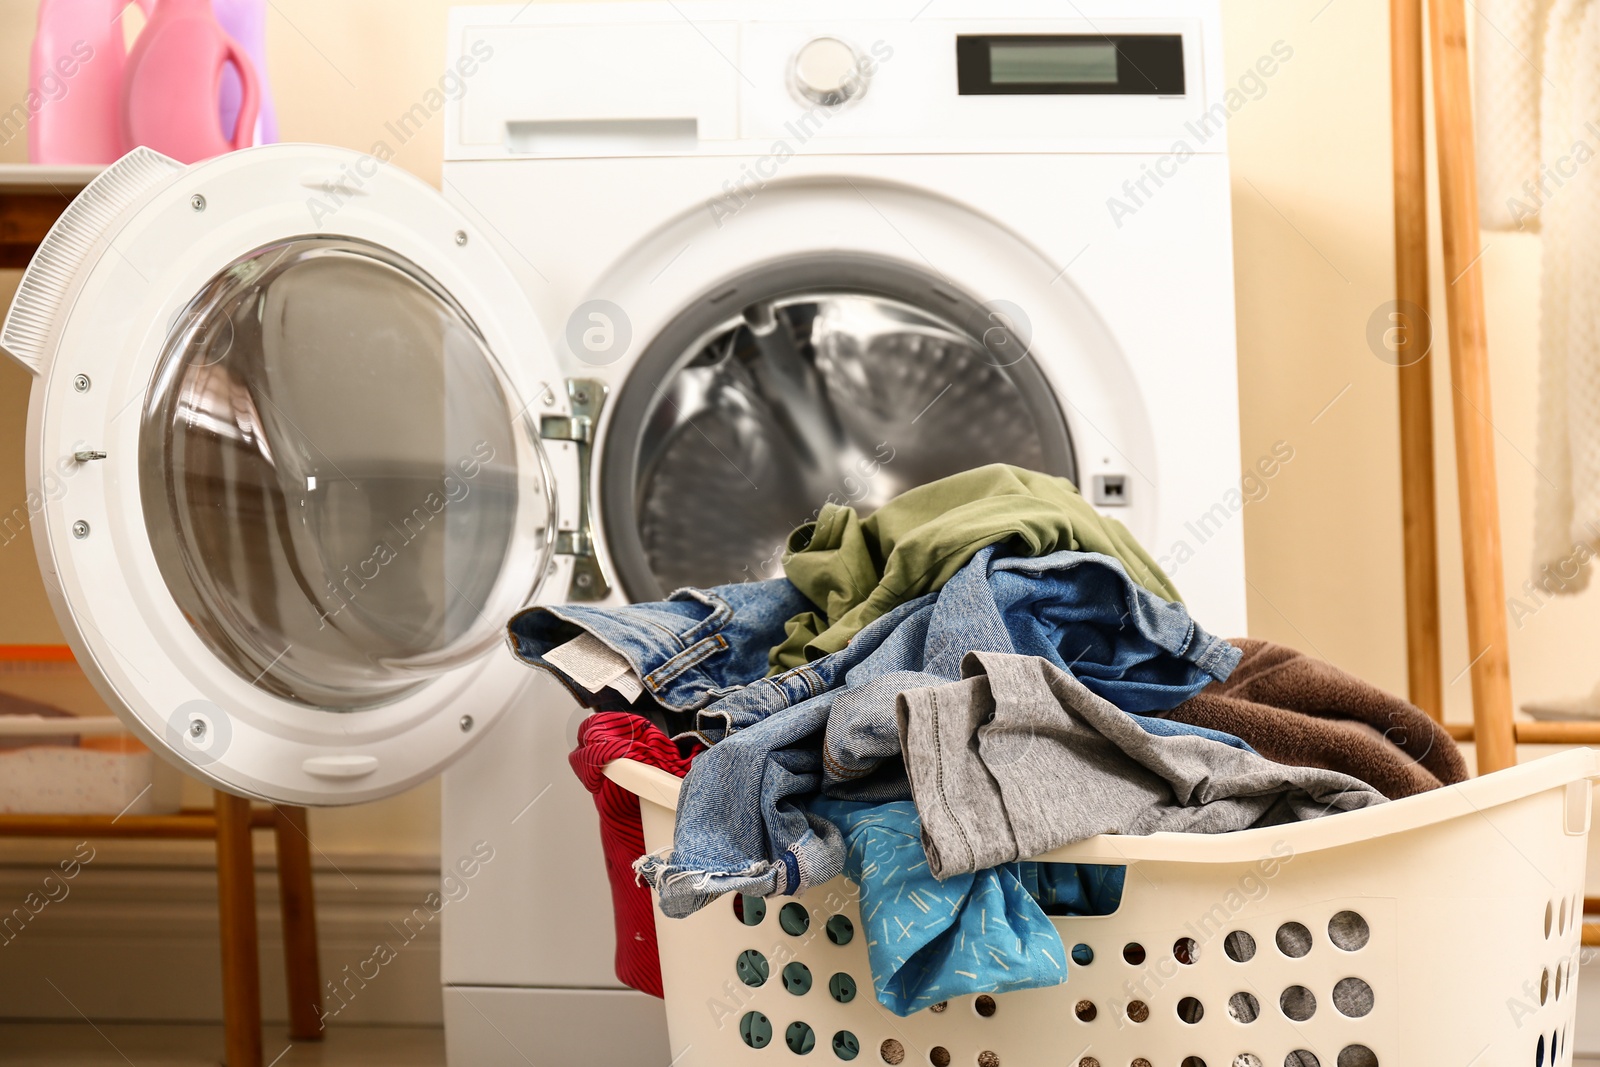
[0,0,1244,1062]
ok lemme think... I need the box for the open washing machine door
[1,145,564,805]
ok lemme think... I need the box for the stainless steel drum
[601,257,1075,599]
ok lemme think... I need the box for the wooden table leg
[272,805,324,1040]
[215,791,263,1067]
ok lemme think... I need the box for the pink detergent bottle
[122,0,260,163]
[212,0,276,145]
[27,0,151,164]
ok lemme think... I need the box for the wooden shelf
[0,163,101,270]
[0,164,102,192]
[0,806,278,839]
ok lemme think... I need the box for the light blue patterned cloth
[810,797,1125,1016]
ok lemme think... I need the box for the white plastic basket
[0,715,184,815]
[607,747,1599,1067]
[0,657,182,815]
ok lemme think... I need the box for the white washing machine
[0,1,1245,1063]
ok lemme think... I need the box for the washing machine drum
[604,281,1076,599]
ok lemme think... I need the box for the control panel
[447,2,1223,159]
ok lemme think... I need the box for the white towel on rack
[1473,0,1555,231]
[1529,0,1600,593]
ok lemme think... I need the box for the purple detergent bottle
[212,0,276,144]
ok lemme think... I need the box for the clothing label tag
[608,670,644,703]
[545,632,644,702]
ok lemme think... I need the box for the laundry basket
[606,747,1599,1067]
[0,648,182,815]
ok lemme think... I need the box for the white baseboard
[0,840,445,1026]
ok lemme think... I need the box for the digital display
[989,42,1119,85]
[956,34,1185,96]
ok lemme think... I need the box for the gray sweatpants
[896,651,1387,878]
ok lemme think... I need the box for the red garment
[568,712,698,998]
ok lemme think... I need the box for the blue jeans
[507,577,814,713]
[509,546,1243,918]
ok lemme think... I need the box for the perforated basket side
[0,147,183,375]
[617,751,1600,1066]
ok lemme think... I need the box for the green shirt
[770,464,1181,673]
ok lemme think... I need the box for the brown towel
[1159,639,1467,800]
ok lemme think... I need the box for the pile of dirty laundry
[507,465,1465,1011]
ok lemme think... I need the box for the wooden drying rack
[1391,0,1600,940]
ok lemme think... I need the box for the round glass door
[602,257,1075,598]
[139,237,555,710]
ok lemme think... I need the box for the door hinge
[540,378,610,602]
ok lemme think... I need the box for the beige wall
[1226,1,1583,729]
[0,0,1587,856]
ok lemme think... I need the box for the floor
[0,1024,445,1066]
[2,1025,1595,1067]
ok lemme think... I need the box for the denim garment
[628,547,1244,918]
[812,798,1125,1016]
[987,552,1239,712]
[637,595,942,918]
[506,578,813,714]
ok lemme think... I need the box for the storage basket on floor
[606,747,1599,1067]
